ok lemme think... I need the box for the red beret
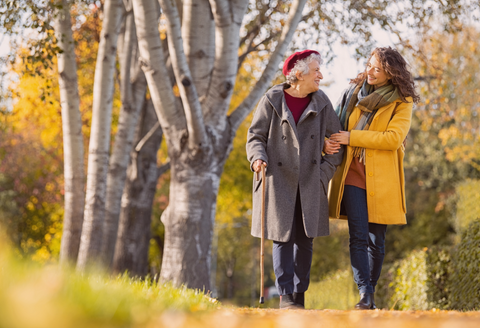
[282,50,320,76]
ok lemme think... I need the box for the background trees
[1,0,479,305]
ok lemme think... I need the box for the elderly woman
[246,50,344,309]
[327,47,420,310]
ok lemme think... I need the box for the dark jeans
[273,192,313,295]
[343,185,387,295]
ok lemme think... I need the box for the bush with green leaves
[453,179,480,234]
[376,246,451,310]
[449,219,480,310]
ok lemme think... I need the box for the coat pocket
[319,170,328,195]
[254,177,263,193]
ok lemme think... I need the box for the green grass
[0,246,218,328]
[306,270,357,310]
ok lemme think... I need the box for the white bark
[160,0,207,149]
[160,166,222,290]
[102,8,147,267]
[203,0,248,130]
[54,0,85,264]
[229,0,308,132]
[182,0,215,99]
[77,0,124,270]
[131,0,186,152]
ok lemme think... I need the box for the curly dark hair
[351,47,420,104]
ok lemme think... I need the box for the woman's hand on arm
[330,131,350,145]
[323,139,341,154]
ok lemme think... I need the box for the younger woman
[327,47,420,309]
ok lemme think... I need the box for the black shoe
[371,293,377,309]
[293,292,305,308]
[280,294,303,309]
[355,293,373,310]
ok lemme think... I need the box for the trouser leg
[273,237,295,295]
[273,190,313,295]
[343,185,373,295]
[368,223,387,292]
[293,192,313,293]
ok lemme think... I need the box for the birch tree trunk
[112,99,165,276]
[131,0,307,289]
[77,0,124,270]
[102,7,148,267]
[54,0,85,264]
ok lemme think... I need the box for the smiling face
[366,54,391,89]
[297,60,323,94]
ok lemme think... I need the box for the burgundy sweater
[284,91,311,124]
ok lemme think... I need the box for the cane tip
[259,297,264,304]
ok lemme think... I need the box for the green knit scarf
[336,80,400,162]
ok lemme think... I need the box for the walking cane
[256,164,266,304]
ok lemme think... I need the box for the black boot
[293,292,305,309]
[280,294,303,309]
[371,293,377,309]
[355,293,373,310]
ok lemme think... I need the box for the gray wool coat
[246,83,344,242]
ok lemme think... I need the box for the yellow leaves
[173,84,180,97]
[415,27,480,170]
[45,182,55,192]
[8,62,63,150]
[27,202,35,211]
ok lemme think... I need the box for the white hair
[286,53,323,85]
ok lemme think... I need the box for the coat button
[369,192,375,196]
[368,152,373,157]
[311,135,315,139]
[278,162,282,166]
[312,160,317,164]
[282,135,286,140]
[368,172,373,177]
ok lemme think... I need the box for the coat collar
[265,83,330,126]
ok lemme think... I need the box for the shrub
[425,246,451,309]
[453,179,480,234]
[449,219,480,310]
[376,246,451,310]
[375,262,399,309]
[392,250,429,310]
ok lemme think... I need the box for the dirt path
[153,308,480,328]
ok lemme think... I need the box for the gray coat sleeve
[320,103,344,183]
[246,95,273,171]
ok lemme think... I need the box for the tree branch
[229,0,308,132]
[157,159,171,180]
[237,31,280,70]
[131,0,186,149]
[159,0,208,149]
[182,0,215,99]
[135,121,160,152]
[203,0,248,128]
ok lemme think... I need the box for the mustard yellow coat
[328,97,413,225]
